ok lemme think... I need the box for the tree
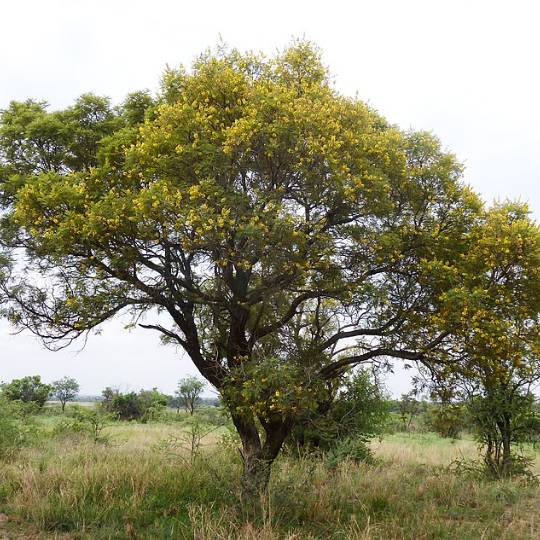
[467,390,540,477]
[397,391,424,434]
[175,376,206,415]
[101,386,121,412]
[137,387,169,421]
[103,387,168,421]
[51,376,80,412]
[419,203,540,476]
[0,375,51,408]
[0,41,512,491]
[428,402,465,439]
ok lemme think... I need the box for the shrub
[428,402,465,439]
[102,387,168,421]
[323,436,377,469]
[1,375,51,408]
[287,368,390,456]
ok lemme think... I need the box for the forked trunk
[499,414,513,477]
[232,414,292,495]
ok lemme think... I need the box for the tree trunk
[232,414,292,495]
[499,413,513,477]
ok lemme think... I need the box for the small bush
[287,368,390,455]
[324,436,376,469]
[428,402,465,439]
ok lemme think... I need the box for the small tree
[467,387,540,477]
[1,375,51,409]
[175,377,206,416]
[397,391,423,434]
[105,387,168,421]
[73,403,114,443]
[428,401,465,439]
[101,386,121,412]
[51,376,80,412]
[421,203,540,477]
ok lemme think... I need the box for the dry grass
[1,420,540,539]
[371,433,481,468]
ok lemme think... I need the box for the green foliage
[1,375,51,408]
[467,388,540,478]
[428,402,465,439]
[323,436,376,469]
[50,376,80,412]
[71,404,114,443]
[175,376,206,415]
[0,94,122,180]
[223,357,326,423]
[331,369,391,437]
[137,388,169,421]
[102,387,168,422]
[0,395,22,458]
[397,391,425,433]
[418,202,540,475]
[288,368,389,456]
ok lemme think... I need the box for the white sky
[0,0,539,396]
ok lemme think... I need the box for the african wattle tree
[2,41,524,490]
[418,202,540,476]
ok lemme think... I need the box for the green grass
[1,416,540,539]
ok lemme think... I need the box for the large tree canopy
[2,41,533,488]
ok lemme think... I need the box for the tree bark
[232,414,292,495]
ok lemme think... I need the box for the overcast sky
[0,0,538,396]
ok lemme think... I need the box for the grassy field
[1,413,540,539]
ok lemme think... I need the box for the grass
[1,415,540,539]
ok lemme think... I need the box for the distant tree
[136,387,168,421]
[175,377,206,416]
[104,387,168,421]
[0,375,51,408]
[101,386,121,412]
[397,391,423,434]
[428,401,465,439]
[51,376,80,412]
[110,391,140,421]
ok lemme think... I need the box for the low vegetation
[0,397,540,539]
